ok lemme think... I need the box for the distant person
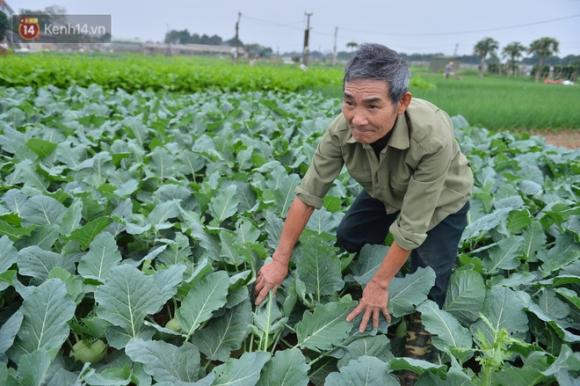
[255,43,474,385]
[444,61,454,79]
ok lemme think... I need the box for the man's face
[342,79,410,144]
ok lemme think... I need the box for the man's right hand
[254,258,288,305]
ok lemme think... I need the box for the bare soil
[529,130,580,149]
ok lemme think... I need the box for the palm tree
[528,37,559,81]
[474,37,499,77]
[346,41,358,52]
[502,42,527,77]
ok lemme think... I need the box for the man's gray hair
[344,43,410,104]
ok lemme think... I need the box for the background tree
[502,42,527,76]
[346,41,358,52]
[474,37,499,77]
[528,37,559,81]
[0,11,8,43]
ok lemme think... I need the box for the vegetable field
[0,84,578,386]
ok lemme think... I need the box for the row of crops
[0,83,578,385]
[0,55,343,92]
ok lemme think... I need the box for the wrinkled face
[342,79,410,144]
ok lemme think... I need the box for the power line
[339,14,580,37]
[241,14,304,29]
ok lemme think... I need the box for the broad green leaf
[461,208,510,241]
[555,287,580,309]
[537,288,570,320]
[539,233,580,275]
[2,189,28,217]
[416,355,473,386]
[78,232,122,282]
[389,267,436,317]
[191,300,252,361]
[471,287,529,342]
[326,356,398,386]
[18,246,74,283]
[177,271,230,340]
[0,219,34,240]
[81,364,132,385]
[114,179,139,197]
[8,160,48,191]
[350,244,388,286]
[0,235,17,274]
[296,300,356,352]
[296,233,343,302]
[209,184,239,223]
[387,357,446,376]
[263,211,283,250]
[180,210,219,259]
[69,217,112,249]
[253,294,286,343]
[306,208,343,235]
[507,209,532,233]
[125,339,200,383]
[17,349,52,386]
[484,236,523,273]
[257,348,309,386]
[444,269,485,325]
[336,335,394,369]
[95,265,167,338]
[26,138,57,158]
[541,345,580,383]
[519,180,543,196]
[521,221,545,261]
[59,199,83,235]
[153,264,186,304]
[495,272,539,289]
[20,195,65,226]
[9,279,75,361]
[417,300,473,363]
[157,232,192,266]
[263,173,300,217]
[0,310,23,359]
[212,351,270,386]
[494,351,550,386]
[148,200,181,229]
[526,303,579,343]
[16,223,60,250]
[48,267,84,304]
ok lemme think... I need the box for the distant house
[143,43,245,57]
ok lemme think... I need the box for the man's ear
[397,92,412,114]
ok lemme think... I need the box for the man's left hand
[346,278,392,332]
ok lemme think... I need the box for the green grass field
[316,67,580,131]
[411,68,580,130]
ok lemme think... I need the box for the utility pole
[332,26,338,66]
[303,12,313,66]
[235,12,241,62]
[453,43,459,57]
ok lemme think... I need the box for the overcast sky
[10,0,580,56]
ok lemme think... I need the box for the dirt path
[529,130,580,149]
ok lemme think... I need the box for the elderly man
[254,43,473,378]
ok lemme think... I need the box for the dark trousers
[336,191,470,308]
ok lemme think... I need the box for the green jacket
[295,98,474,250]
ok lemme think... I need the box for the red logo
[18,17,41,41]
